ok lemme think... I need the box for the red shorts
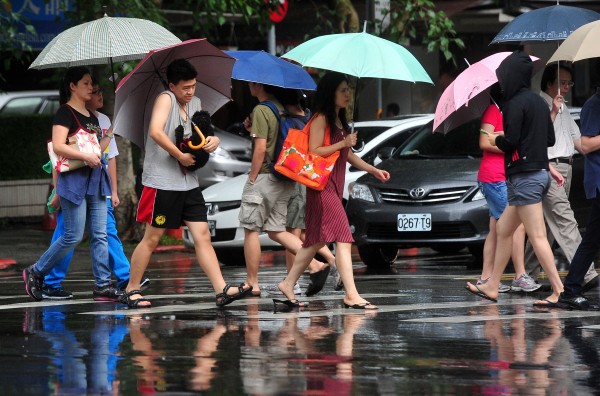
[137,186,207,228]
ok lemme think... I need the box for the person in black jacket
[466,50,564,307]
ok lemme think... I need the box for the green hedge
[0,115,54,180]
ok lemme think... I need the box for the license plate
[397,214,431,231]
[208,220,216,237]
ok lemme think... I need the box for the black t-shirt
[52,105,102,140]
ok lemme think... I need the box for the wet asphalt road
[1,227,600,395]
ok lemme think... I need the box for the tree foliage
[0,0,36,82]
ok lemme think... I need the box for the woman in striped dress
[276,72,390,309]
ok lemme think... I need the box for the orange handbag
[274,116,340,191]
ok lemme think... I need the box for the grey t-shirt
[142,90,202,191]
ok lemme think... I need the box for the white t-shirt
[97,111,118,161]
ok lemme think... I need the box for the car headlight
[471,187,486,201]
[210,146,235,160]
[350,183,375,202]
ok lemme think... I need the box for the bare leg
[516,204,563,303]
[336,242,377,308]
[480,216,497,281]
[243,228,261,293]
[269,230,327,273]
[126,224,165,306]
[278,243,322,303]
[511,224,527,278]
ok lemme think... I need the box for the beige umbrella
[548,20,600,63]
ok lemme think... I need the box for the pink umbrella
[112,39,235,148]
[433,52,539,133]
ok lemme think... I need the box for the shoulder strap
[260,100,284,122]
[64,104,85,130]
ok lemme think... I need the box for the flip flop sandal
[305,265,331,296]
[120,289,152,309]
[465,284,498,303]
[533,299,565,309]
[272,298,308,311]
[216,283,253,307]
[344,301,378,310]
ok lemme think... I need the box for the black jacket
[495,50,555,176]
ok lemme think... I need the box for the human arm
[49,168,60,211]
[52,124,102,167]
[108,157,120,207]
[549,163,565,187]
[581,135,600,154]
[148,93,195,167]
[248,138,266,184]
[479,123,503,153]
[308,114,356,157]
[347,151,390,183]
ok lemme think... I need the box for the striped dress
[304,125,353,246]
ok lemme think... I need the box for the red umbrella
[112,39,234,148]
[433,52,539,133]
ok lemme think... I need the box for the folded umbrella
[112,39,235,148]
[225,50,316,90]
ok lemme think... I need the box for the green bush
[0,115,54,180]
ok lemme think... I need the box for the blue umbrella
[224,50,316,90]
[491,5,600,44]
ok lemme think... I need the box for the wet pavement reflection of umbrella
[29,13,181,83]
[112,39,235,148]
[490,4,600,44]
[433,52,539,133]
[224,50,316,90]
[282,28,432,84]
[548,20,600,63]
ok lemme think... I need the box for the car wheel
[357,245,399,269]
[215,248,246,267]
[467,245,484,270]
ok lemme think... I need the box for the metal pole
[268,25,276,55]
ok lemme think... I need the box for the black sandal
[119,289,152,309]
[216,283,253,307]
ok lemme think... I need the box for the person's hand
[344,132,358,148]
[85,152,102,168]
[243,116,253,135]
[178,152,196,167]
[111,193,120,208]
[488,133,499,147]
[49,193,61,211]
[372,168,390,183]
[549,165,565,187]
[552,94,565,114]
[202,136,220,153]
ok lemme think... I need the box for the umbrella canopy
[282,31,432,83]
[224,50,316,90]
[112,39,234,148]
[548,20,600,63]
[29,14,181,69]
[433,52,539,133]
[491,5,600,44]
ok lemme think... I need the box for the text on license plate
[397,214,431,231]
[208,220,216,237]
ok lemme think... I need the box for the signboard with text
[3,0,72,49]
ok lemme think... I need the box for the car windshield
[397,119,483,158]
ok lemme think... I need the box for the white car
[183,114,434,265]
[0,90,60,115]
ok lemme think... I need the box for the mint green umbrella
[282,29,432,84]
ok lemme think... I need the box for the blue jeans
[479,181,507,220]
[35,193,111,287]
[44,199,130,289]
[563,195,600,297]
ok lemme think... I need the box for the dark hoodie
[495,50,555,176]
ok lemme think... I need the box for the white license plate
[397,214,431,231]
[208,220,216,237]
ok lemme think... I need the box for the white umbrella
[29,14,181,85]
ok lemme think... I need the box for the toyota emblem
[409,188,426,199]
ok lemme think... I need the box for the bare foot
[276,280,307,307]
[465,281,498,302]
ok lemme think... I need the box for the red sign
[268,0,288,23]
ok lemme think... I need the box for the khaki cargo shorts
[239,173,294,232]
[286,182,306,229]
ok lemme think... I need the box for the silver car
[0,90,60,115]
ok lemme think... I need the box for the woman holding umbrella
[275,72,390,309]
[466,50,564,306]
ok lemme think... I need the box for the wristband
[104,131,114,139]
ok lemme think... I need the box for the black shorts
[137,186,207,228]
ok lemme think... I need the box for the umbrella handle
[187,123,207,149]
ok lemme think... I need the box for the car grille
[212,228,237,242]
[378,186,471,205]
[366,221,478,240]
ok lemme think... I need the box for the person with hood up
[466,50,564,307]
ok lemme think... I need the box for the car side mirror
[377,146,395,161]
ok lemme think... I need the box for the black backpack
[260,101,311,180]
